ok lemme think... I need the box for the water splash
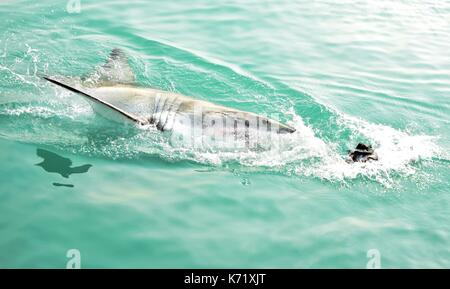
[300,113,441,187]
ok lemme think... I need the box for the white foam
[300,113,440,186]
[149,108,441,187]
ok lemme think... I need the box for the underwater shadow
[35,149,92,187]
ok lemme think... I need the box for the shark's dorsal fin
[43,76,146,125]
[83,48,136,86]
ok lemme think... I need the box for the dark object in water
[35,148,92,178]
[347,143,378,163]
[53,182,75,188]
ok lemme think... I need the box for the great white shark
[44,49,378,160]
[43,49,296,149]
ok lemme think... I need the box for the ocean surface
[0,0,449,268]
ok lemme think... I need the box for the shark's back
[90,85,295,134]
[44,48,296,136]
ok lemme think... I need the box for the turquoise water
[1,0,449,268]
